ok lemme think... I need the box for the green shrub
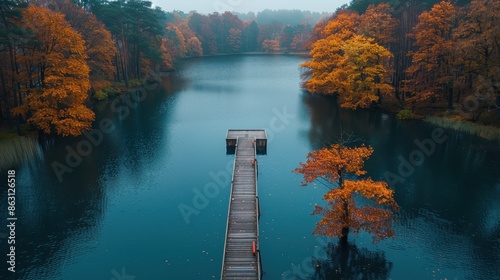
[94,90,108,101]
[396,109,415,120]
[103,87,117,97]
[95,87,118,101]
[129,79,142,87]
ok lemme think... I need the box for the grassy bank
[0,126,40,171]
[0,124,35,141]
[192,51,310,58]
[379,98,500,141]
[93,79,145,101]
[425,116,500,142]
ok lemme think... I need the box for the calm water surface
[1,55,499,280]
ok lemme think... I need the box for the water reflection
[310,242,392,280]
[300,93,401,151]
[300,87,500,279]
[1,55,498,279]
[0,75,185,280]
[0,157,105,280]
[192,83,238,93]
[0,136,43,172]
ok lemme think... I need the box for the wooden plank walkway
[221,135,262,280]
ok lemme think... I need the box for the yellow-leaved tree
[13,5,94,136]
[331,35,393,109]
[301,7,395,109]
[186,36,203,57]
[48,0,116,94]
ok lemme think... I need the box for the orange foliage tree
[186,36,203,57]
[164,23,187,59]
[359,3,398,46]
[227,28,242,53]
[262,39,280,53]
[13,5,94,136]
[159,38,174,71]
[453,0,500,116]
[301,7,396,109]
[295,144,398,244]
[406,1,458,108]
[301,10,359,95]
[45,0,116,94]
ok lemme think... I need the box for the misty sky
[152,0,351,14]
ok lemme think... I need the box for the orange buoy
[252,241,256,256]
[251,159,255,166]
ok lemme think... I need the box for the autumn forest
[1,1,499,279]
[0,0,499,139]
[0,0,325,137]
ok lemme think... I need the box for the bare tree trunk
[339,238,349,276]
[0,64,13,129]
[8,43,21,134]
[340,225,349,247]
[137,45,141,79]
[393,5,419,102]
[494,80,500,119]
[120,19,129,88]
[114,52,121,82]
[447,84,453,109]
[496,95,500,119]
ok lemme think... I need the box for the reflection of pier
[221,130,267,280]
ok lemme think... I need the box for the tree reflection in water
[310,242,392,280]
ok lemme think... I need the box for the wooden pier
[221,130,267,280]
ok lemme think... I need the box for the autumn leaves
[296,1,499,243]
[3,0,118,137]
[301,4,397,109]
[3,0,171,137]
[12,5,95,137]
[407,0,499,113]
[295,144,398,244]
[301,1,500,116]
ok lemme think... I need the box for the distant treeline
[164,9,330,26]
[235,9,331,26]
[161,9,328,58]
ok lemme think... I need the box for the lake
[1,54,499,280]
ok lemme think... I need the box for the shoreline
[184,51,310,59]
[424,116,500,142]
[2,53,498,143]
[378,99,500,142]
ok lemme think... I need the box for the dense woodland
[303,0,499,124]
[0,0,322,137]
[0,0,499,138]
